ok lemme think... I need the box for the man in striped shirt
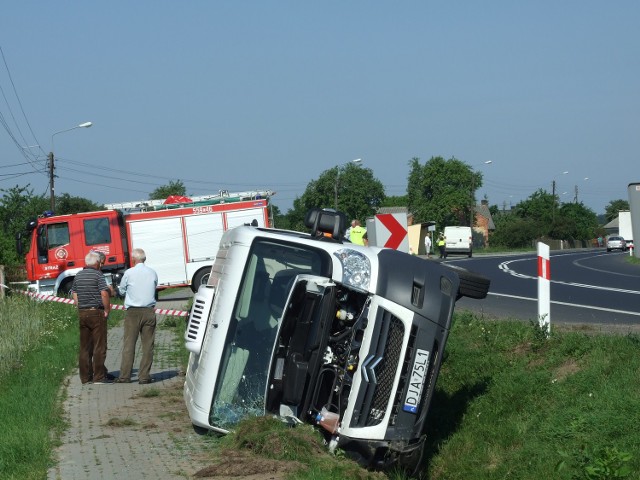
[72,250,112,384]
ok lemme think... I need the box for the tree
[555,202,599,241]
[0,185,49,266]
[604,199,630,223]
[381,195,408,208]
[489,214,538,248]
[55,193,102,215]
[149,180,187,200]
[286,164,385,232]
[512,189,555,238]
[407,156,482,228]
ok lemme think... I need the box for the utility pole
[48,152,55,211]
[551,180,556,222]
[49,121,93,212]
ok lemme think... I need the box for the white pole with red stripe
[537,242,551,335]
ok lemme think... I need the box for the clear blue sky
[1,1,638,215]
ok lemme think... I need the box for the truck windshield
[47,223,70,249]
[210,238,330,428]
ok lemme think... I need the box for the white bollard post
[537,242,551,336]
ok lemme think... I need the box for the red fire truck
[18,190,273,296]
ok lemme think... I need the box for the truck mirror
[26,218,37,231]
[16,232,23,256]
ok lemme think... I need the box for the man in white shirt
[115,248,158,384]
[424,233,432,258]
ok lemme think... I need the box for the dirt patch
[193,450,302,479]
[552,358,581,383]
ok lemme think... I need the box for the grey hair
[131,248,147,263]
[85,250,102,266]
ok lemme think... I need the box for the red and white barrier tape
[10,288,189,317]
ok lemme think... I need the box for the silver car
[606,236,626,252]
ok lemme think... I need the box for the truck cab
[184,209,490,473]
[22,210,126,295]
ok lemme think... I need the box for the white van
[183,209,489,474]
[444,226,473,258]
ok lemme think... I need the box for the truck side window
[47,223,70,249]
[84,218,111,246]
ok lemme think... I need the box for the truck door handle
[67,261,75,267]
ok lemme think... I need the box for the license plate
[403,348,430,414]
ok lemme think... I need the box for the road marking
[489,292,640,317]
[573,253,640,278]
[498,259,640,295]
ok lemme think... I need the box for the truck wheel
[446,264,490,300]
[58,279,74,298]
[191,269,211,293]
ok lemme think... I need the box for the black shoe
[105,373,116,381]
[138,378,154,384]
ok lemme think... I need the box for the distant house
[473,200,495,246]
[603,217,618,237]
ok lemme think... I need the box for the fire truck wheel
[58,279,74,298]
[191,268,210,293]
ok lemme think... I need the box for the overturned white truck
[183,209,490,473]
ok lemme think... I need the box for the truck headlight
[334,249,371,291]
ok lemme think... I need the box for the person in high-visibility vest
[349,220,367,246]
[437,233,446,259]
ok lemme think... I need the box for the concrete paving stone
[47,298,213,480]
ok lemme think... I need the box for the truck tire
[58,279,74,298]
[191,268,211,293]
[445,264,490,300]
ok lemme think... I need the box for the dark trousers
[78,309,108,383]
[119,307,156,381]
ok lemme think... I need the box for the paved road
[47,295,211,480]
[450,249,640,329]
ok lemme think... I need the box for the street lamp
[469,160,493,227]
[334,158,363,211]
[49,121,93,210]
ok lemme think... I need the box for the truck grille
[389,325,418,426]
[353,308,405,427]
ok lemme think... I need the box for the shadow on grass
[421,380,490,466]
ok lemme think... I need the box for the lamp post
[334,158,362,211]
[469,160,492,227]
[49,122,93,211]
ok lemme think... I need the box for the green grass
[198,312,640,479]
[3,294,639,480]
[423,312,639,479]
[0,296,123,479]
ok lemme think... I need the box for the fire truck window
[48,223,70,249]
[84,218,111,246]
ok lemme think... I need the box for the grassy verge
[0,297,123,479]
[4,293,639,479]
[423,312,639,479]
[195,312,639,479]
